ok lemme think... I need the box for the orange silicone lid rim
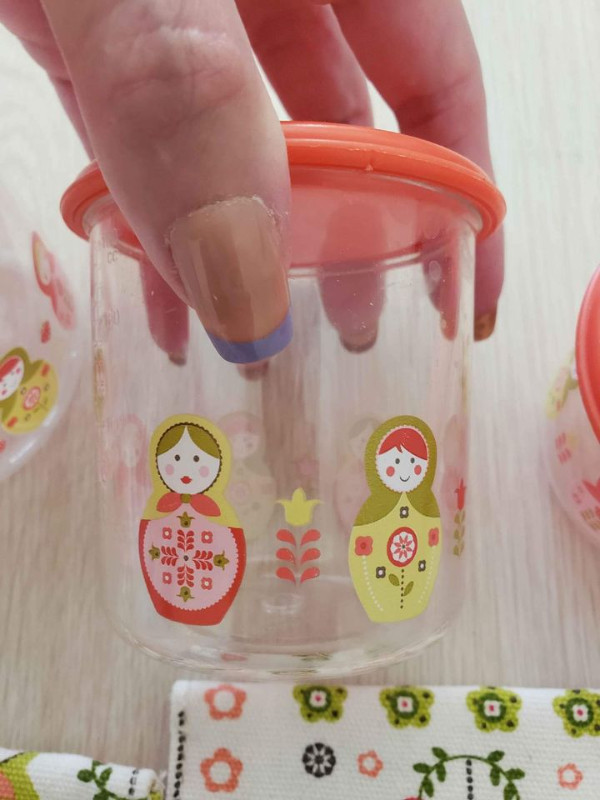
[576,265,600,443]
[61,121,506,241]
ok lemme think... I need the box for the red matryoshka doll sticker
[32,232,76,330]
[139,414,246,626]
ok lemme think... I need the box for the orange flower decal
[204,684,247,720]
[201,748,243,793]
[358,750,383,778]
[558,763,583,790]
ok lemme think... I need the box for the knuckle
[103,23,249,143]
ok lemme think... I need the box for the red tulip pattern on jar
[139,414,246,626]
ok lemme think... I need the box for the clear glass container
[61,123,504,677]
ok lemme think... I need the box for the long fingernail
[474,308,497,341]
[168,197,291,363]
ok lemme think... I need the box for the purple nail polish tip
[207,311,293,364]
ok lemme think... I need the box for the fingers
[41,0,292,362]
[240,0,378,350]
[317,202,386,352]
[239,0,372,125]
[139,258,190,365]
[329,0,503,336]
[0,0,92,151]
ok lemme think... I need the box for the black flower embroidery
[302,743,336,778]
[376,566,386,579]
[400,506,409,518]
[418,560,426,572]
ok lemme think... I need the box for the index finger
[327,0,503,336]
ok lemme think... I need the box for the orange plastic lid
[576,265,600,442]
[61,122,505,242]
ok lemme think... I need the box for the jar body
[87,168,477,676]
[545,350,600,544]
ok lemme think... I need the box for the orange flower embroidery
[558,763,583,790]
[204,684,247,720]
[201,748,243,793]
[358,750,383,778]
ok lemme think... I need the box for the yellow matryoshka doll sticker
[139,414,246,626]
[349,415,442,623]
[0,347,58,435]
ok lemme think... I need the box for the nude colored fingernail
[168,197,291,363]
[474,308,497,341]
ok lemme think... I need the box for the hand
[0,0,503,361]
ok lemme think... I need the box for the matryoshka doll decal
[139,414,246,625]
[0,347,58,434]
[349,415,442,623]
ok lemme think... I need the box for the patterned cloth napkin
[0,749,162,800]
[168,682,600,799]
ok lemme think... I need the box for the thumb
[42,0,291,363]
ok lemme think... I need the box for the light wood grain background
[1,0,600,772]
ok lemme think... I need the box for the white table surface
[1,0,600,772]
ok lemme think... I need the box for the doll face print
[230,431,260,460]
[157,428,220,495]
[0,356,24,401]
[376,445,429,493]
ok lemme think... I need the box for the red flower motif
[40,320,51,343]
[201,577,213,591]
[202,530,214,544]
[201,748,243,793]
[204,684,247,720]
[428,528,440,547]
[358,750,383,778]
[558,763,583,790]
[455,478,467,511]
[355,536,373,556]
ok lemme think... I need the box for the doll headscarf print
[139,414,246,625]
[348,415,442,623]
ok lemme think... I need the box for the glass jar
[61,123,504,677]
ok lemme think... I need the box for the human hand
[0,0,503,362]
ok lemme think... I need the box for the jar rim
[60,122,505,242]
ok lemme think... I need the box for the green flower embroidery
[78,760,163,800]
[293,685,347,722]
[553,689,600,737]
[466,687,521,732]
[380,686,434,729]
